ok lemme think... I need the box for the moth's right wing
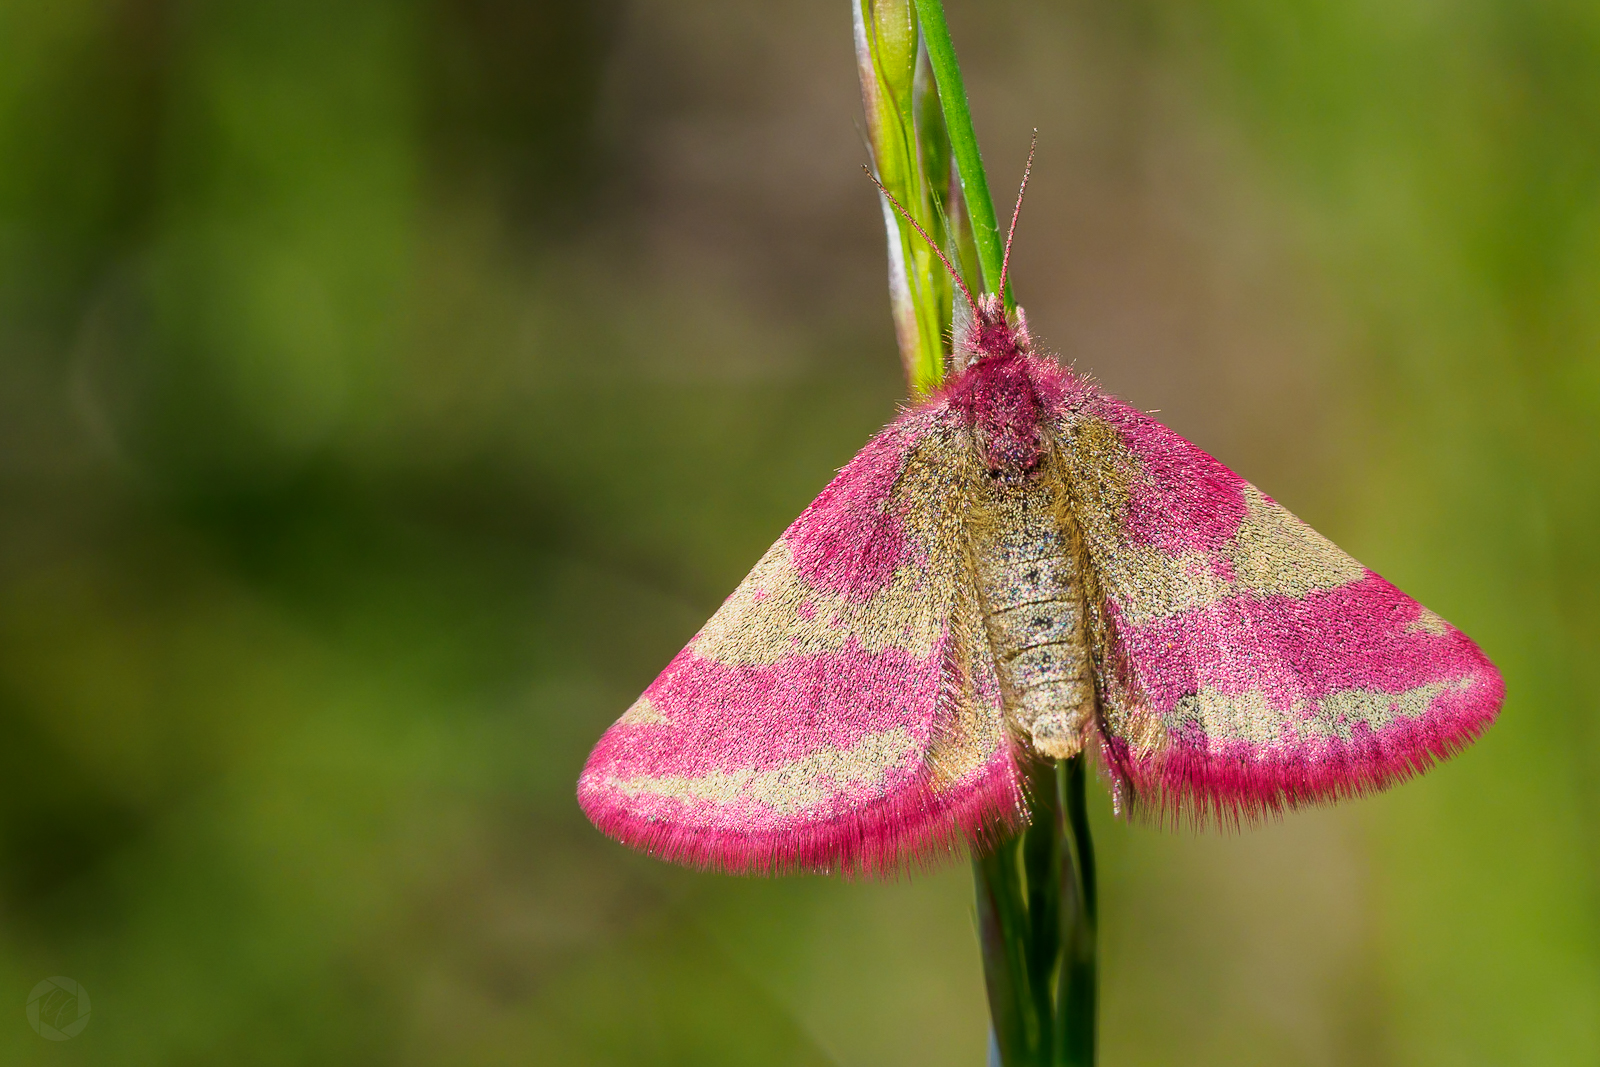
[1059,391,1502,825]
[578,406,1023,876]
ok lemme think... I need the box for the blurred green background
[1,0,1596,1063]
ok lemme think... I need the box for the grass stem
[909,0,1012,311]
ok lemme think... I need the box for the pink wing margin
[1063,388,1504,825]
[578,405,1023,875]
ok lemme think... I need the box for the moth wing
[578,408,1023,875]
[1061,393,1503,824]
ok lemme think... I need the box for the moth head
[963,294,1032,365]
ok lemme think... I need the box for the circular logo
[26,977,90,1040]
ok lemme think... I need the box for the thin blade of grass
[908,0,1011,311]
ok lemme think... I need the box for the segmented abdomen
[970,478,1096,759]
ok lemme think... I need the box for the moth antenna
[997,131,1037,305]
[863,166,980,321]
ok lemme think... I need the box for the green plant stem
[1022,760,1063,1055]
[975,756,1097,1066]
[910,0,1013,311]
[975,834,1032,1058]
[1059,756,1098,1066]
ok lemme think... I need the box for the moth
[577,177,1503,878]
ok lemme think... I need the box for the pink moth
[577,191,1503,877]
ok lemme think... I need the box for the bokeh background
[2,0,1596,1063]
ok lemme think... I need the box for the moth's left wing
[579,408,1023,875]
[1060,391,1503,825]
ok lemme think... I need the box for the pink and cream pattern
[579,309,1502,875]
[1065,395,1502,824]
[581,411,1023,875]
